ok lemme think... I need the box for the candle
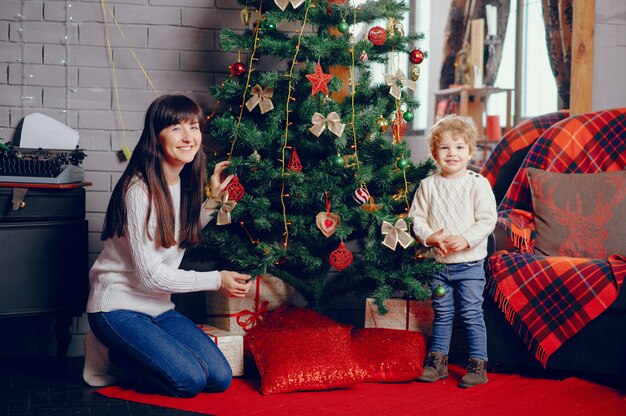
[486,5,497,36]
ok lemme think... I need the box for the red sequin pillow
[352,328,427,382]
[246,305,366,395]
[248,303,340,334]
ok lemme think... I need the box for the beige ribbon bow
[309,112,345,137]
[216,192,237,226]
[381,219,414,250]
[384,69,416,100]
[245,84,274,114]
[274,0,305,11]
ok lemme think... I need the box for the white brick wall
[0,0,235,358]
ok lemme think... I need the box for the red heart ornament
[316,212,340,238]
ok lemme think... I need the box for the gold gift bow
[216,192,237,226]
[308,111,345,137]
[245,84,275,114]
[274,0,305,11]
[381,219,414,250]
[384,69,416,100]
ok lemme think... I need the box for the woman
[83,95,252,397]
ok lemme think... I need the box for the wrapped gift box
[205,274,300,334]
[364,298,434,336]
[198,324,244,376]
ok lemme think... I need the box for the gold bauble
[240,6,251,26]
[376,116,389,133]
[410,65,420,81]
[394,22,404,36]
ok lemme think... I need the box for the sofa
[483,108,626,379]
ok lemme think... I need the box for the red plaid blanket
[488,108,626,366]
[488,253,626,366]
[480,111,569,188]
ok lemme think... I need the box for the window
[488,1,558,121]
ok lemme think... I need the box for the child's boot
[459,358,488,388]
[417,352,448,382]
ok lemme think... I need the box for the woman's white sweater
[86,178,220,316]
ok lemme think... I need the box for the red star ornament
[306,61,333,96]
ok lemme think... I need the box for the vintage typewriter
[0,145,86,184]
[0,112,86,184]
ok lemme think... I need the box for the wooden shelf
[434,85,514,139]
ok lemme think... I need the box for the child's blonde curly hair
[427,114,478,157]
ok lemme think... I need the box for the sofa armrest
[492,225,516,252]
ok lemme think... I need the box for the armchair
[484,108,626,378]
[480,110,569,205]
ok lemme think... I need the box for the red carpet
[97,365,626,416]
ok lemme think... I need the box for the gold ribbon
[245,84,274,114]
[216,192,237,226]
[384,69,416,100]
[309,112,345,137]
[381,219,414,250]
[274,0,305,11]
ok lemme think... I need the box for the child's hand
[442,235,469,253]
[426,228,448,256]
[219,271,253,297]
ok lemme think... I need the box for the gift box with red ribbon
[198,324,244,376]
[364,298,434,336]
[204,274,299,335]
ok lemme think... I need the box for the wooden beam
[570,0,595,115]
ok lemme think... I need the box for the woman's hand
[209,161,234,200]
[219,271,253,298]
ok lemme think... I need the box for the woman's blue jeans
[88,309,232,397]
[430,260,488,361]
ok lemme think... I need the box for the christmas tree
[193,0,441,312]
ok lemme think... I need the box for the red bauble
[329,242,353,272]
[352,187,370,205]
[288,148,302,173]
[229,62,246,77]
[226,175,245,202]
[409,49,425,65]
[367,26,387,46]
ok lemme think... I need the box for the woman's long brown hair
[101,95,207,248]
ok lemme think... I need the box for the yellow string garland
[279,1,314,250]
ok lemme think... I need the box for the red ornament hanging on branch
[392,110,407,143]
[352,187,370,205]
[288,148,302,173]
[229,62,247,77]
[226,175,245,202]
[368,26,387,46]
[329,241,353,272]
[306,61,334,96]
[409,49,425,65]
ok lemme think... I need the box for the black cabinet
[0,183,89,361]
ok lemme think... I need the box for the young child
[408,114,497,388]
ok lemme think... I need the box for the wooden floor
[0,357,201,416]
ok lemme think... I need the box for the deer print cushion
[527,168,626,258]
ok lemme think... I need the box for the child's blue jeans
[88,309,232,397]
[429,260,488,361]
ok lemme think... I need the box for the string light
[228,3,264,160]
[239,221,259,245]
[280,1,313,250]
